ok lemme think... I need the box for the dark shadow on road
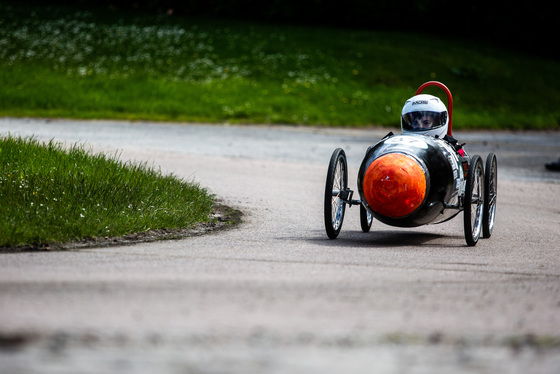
[302,229,466,248]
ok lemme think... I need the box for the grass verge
[0,3,558,129]
[0,135,239,250]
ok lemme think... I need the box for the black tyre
[483,153,498,238]
[464,155,484,246]
[324,148,348,239]
[360,204,373,233]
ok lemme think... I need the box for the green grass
[0,135,215,248]
[0,4,558,129]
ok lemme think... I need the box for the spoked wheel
[483,153,498,238]
[464,155,485,246]
[360,204,373,233]
[324,148,349,239]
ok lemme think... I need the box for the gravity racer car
[324,81,497,246]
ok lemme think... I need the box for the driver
[408,112,438,129]
[401,93,467,158]
[401,94,448,137]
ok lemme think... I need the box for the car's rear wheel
[483,153,498,238]
[360,204,373,233]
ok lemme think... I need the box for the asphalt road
[1,118,559,373]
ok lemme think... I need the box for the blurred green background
[1,0,558,129]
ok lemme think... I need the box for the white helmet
[401,94,448,138]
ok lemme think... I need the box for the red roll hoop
[416,81,453,136]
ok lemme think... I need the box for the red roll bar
[415,81,453,136]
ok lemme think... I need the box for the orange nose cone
[363,154,426,218]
